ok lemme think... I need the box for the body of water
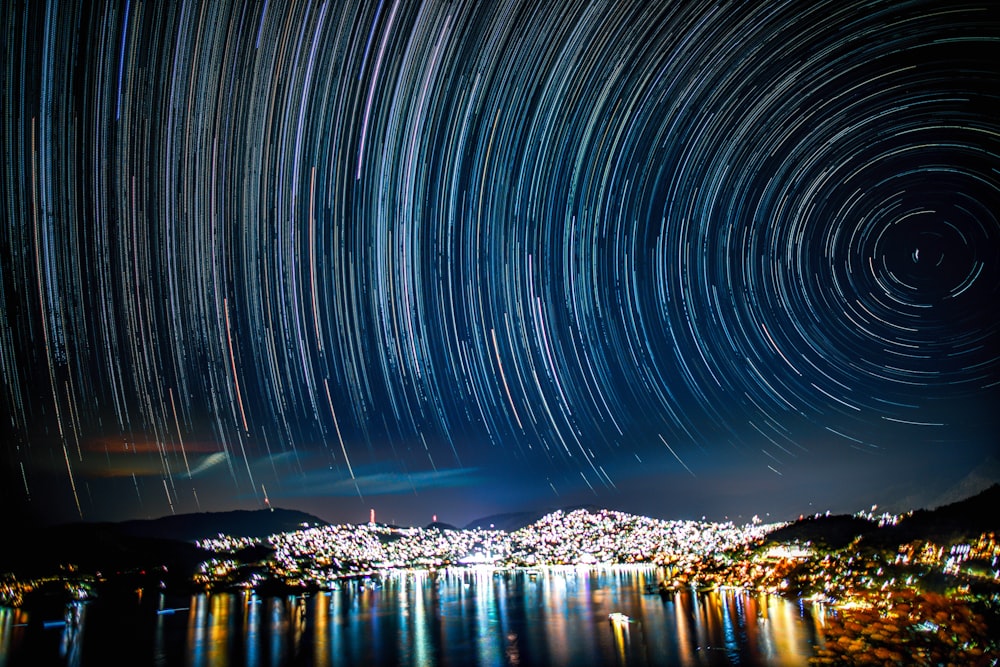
[1,566,824,666]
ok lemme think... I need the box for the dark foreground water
[1,566,824,666]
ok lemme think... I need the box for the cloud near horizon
[268,464,481,499]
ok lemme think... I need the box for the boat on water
[608,612,630,624]
[156,607,190,615]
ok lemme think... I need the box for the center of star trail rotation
[2,0,997,524]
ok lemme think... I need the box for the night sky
[2,0,998,530]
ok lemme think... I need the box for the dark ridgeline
[1,507,326,585]
[867,482,1000,547]
[112,507,329,542]
[764,514,879,550]
[764,483,1000,549]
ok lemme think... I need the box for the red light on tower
[433,514,437,523]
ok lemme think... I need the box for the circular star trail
[2,0,998,521]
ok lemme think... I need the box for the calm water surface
[1,566,824,666]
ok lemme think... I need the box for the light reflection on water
[1,566,823,666]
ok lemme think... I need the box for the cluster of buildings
[669,530,1000,605]
[193,508,783,589]
[0,568,95,608]
[895,532,999,578]
[506,509,778,565]
[6,507,996,624]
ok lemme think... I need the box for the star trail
[2,0,998,526]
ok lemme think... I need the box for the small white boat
[608,612,630,624]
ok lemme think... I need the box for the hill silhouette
[864,483,1000,548]
[114,507,328,542]
[0,507,326,582]
[764,514,878,550]
[883,456,1000,513]
[0,521,203,583]
[764,484,1000,550]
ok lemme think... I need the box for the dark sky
[2,0,998,530]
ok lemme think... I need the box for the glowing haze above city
[2,0,997,530]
